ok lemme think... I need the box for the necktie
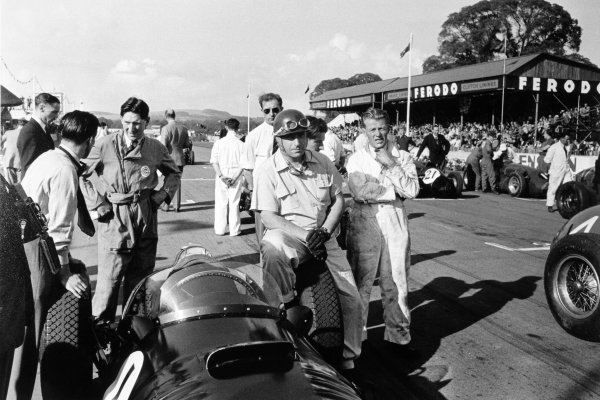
[126,140,138,155]
[58,147,95,237]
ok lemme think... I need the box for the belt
[354,197,405,205]
[106,190,151,205]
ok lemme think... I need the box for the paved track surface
[31,143,600,399]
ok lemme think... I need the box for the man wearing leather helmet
[251,109,362,372]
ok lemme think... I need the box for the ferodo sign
[412,82,459,99]
[513,76,600,95]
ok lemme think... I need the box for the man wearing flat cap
[251,109,362,373]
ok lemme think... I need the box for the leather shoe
[384,341,420,359]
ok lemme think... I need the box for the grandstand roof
[310,53,600,111]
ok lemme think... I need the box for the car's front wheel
[555,181,596,219]
[507,172,527,197]
[544,233,600,342]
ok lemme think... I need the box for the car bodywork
[555,167,598,219]
[545,205,600,342]
[100,247,361,400]
[414,160,463,198]
[462,161,548,197]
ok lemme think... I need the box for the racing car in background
[414,159,463,198]
[555,167,598,219]
[40,246,361,400]
[544,205,600,342]
[463,161,548,198]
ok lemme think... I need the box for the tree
[423,0,587,73]
[310,73,382,100]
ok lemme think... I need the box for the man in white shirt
[9,110,97,400]
[1,118,26,184]
[345,107,420,353]
[210,118,245,236]
[545,132,574,213]
[321,122,345,169]
[241,92,283,241]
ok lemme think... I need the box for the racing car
[544,205,600,342]
[40,246,361,400]
[183,146,195,165]
[462,162,548,198]
[414,159,463,198]
[555,167,598,219]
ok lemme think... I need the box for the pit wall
[448,151,596,174]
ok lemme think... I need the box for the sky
[1,0,599,117]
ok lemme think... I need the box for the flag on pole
[304,84,310,94]
[246,93,249,99]
[400,42,411,58]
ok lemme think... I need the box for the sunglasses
[263,107,280,115]
[277,118,310,135]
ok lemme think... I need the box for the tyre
[40,289,93,400]
[507,172,527,197]
[296,262,344,363]
[544,233,600,341]
[190,150,195,165]
[462,167,476,191]
[556,181,595,219]
[448,171,463,197]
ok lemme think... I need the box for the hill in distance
[90,108,263,132]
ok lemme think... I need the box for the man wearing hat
[545,132,574,212]
[251,109,362,372]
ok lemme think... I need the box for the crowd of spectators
[328,103,600,156]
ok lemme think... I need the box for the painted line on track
[515,198,545,202]
[485,242,550,252]
[413,198,465,201]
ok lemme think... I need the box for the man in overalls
[83,97,181,323]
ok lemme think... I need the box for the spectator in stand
[465,142,483,191]
[415,125,450,169]
[545,132,574,213]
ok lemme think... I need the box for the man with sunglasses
[241,93,283,242]
[251,109,362,374]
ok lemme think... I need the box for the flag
[246,93,249,99]
[400,42,411,58]
[304,85,310,94]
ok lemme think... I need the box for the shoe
[548,206,556,213]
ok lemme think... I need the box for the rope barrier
[1,57,33,85]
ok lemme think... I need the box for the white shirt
[241,122,274,170]
[346,146,419,203]
[32,114,47,132]
[544,141,573,175]
[321,131,344,165]
[210,131,245,178]
[21,147,80,266]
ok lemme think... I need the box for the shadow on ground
[411,250,456,265]
[361,275,540,399]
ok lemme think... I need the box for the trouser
[466,159,482,190]
[481,158,496,190]
[261,229,362,363]
[9,239,54,400]
[0,350,14,400]
[254,214,265,244]
[92,229,158,323]
[547,168,573,207]
[165,166,184,210]
[214,177,243,236]
[347,200,411,345]
[3,167,20,185]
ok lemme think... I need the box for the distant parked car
[414,159,463,198]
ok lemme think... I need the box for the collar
[32,115,46,132]
[119,131,144,148]
[226,130,240,139]
[58,145,85,175]
[273,149,318,172]
[59,144,81,163]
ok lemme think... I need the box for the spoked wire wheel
[554,254,599,318]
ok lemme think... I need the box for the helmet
[273,109,309,137]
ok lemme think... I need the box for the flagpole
[405,33,413,136]
[500,35,507,135]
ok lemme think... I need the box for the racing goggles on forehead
[279,118,310,132]
[263,107,280,115]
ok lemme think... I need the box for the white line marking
[366,323,385,331]
[413,198,465,201]
[184,199,195,204]
[485,242,550,252]
[515,198,545,202]
[181,178,215,181]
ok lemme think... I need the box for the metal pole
[405,32,413,136]
[247,82,251,133]
[576,94,580,140]
[396,109,399,127]
[500,35,507,134]
[534,94,539,139]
